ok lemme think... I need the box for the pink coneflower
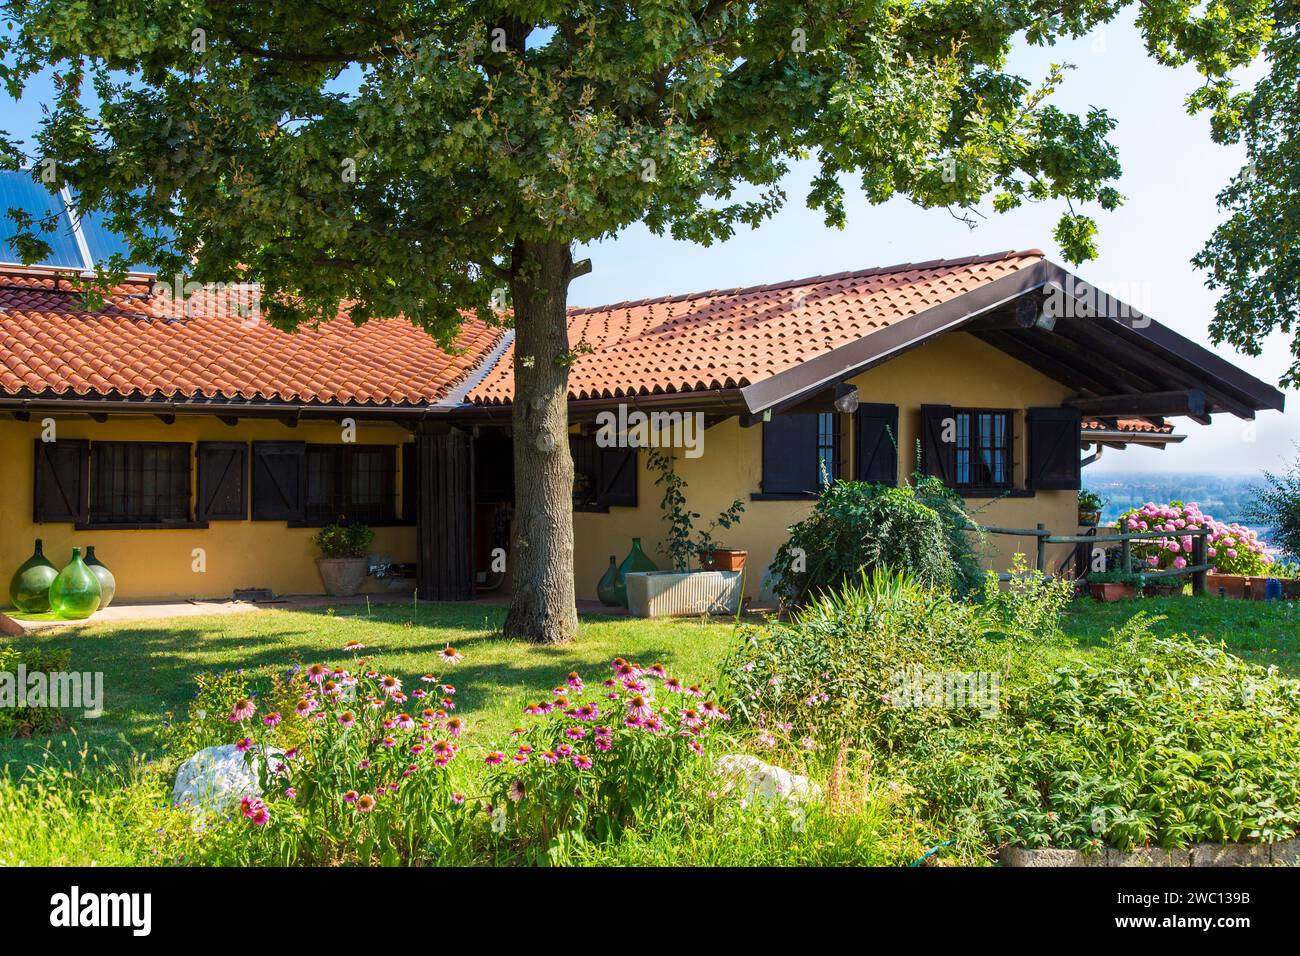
[513,751,529,764]
[686,684,704,698]
[572,754,593,770]
[343,639,365,652]
[382,736,397,748]
[523,701,544,716]
[540,750,560,765]
[663,677,683,693]
[235,737,254,752]
[365,669,379,679]
[411,742,427,755]
[509,779,526,802]
[623,678,647,693]
[294,697,316,717]
[284,747,299,760]
[627,694,653,721]
[284,787,297,798]
[556,743,573,757]
[438,646,464,665]
[680,708,703,730]
[382,717,396,731]
[262,712,281,727]
[517,743,534,755]
[687,740,704,756]
[343,790,359,803]
[248,805,270,825]
[430,739,455,759]
[412,688,427,700]
[701,699,722,719]
[641,715,663,733]
[377,675,401,697]
[441,683,456,696]
[510,726,526,736]
[595,737,612,752]
[354,793,376,814]
[420,674,438,683]
[446,716,464,738]
[552,686,568,697]
[603,678,618,689]
[395,713,415,731]
[229,698,255,722]
[624,715,642,729]
[565,727,587,740]
[322,680,341,697]
[306,663,329,684]
[567,671,584,690]
[574,702,600,721]
[357,759,370,770]
[338,711,356,728]
[452,792,466,804]
[648,663,667,679]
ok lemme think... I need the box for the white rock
[172,743,284,813]
[714,753,822,806]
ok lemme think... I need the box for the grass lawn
[2,602,737,773]
[4,593,1297,775]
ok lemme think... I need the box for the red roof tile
[1082,418,1175,435]
[0,271,502,405]
[468,250,1045,405]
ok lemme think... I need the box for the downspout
[1080,443,1104,468]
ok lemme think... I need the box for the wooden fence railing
[974,523,1212,596]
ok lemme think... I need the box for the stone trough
[1001,840,1300,867]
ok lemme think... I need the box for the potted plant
[1078,489,1105,526]
[313,523,376,597]
[626,451,746,617]
[1087,570,1141,602]
[1139,574,1185,597]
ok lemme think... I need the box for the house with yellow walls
[0,176,1285,607]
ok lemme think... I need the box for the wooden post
[1120,538,1132,574]
[1192,532,1208,597]
[1035,523,1047,574]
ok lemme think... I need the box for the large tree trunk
[502,237,579,644]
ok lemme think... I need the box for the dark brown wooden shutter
[1028,407,1082,490]
[250,441,306,521]
[596,447,637,507]
[401,441,420,523]
[473,431,514,503]
[196,442,246,521]
[761,414,820,493]
[854,403,899,485]
[33,439,88,523]
[919,404,956,485]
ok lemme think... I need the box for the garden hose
[909,839,956,867]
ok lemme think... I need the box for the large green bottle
[8,539,59,613]
[83,546,117,610]
[596,555,622,607]
[616,537,658,608]
[49,547,102,620]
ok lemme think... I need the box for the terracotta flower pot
[1089,582,1136,602]
[698,548,748,572]
[1208,573,1265,600]
[316,557,368,597]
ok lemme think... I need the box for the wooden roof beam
[1067,389,1208,419]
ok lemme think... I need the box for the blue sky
[2,15,1294,475]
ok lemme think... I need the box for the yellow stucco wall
[571,332,1081,601]
[1,415,416,605]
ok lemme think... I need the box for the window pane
[89,442,190,524]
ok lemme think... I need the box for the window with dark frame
[88,441,191,525]
[816,412,840,488]
[570,434,602,511]
[953,409,1012,490]
[305,444,398,525]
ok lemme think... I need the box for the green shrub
[0,643,73,738]
[1245,454,1300,561]
[769,481,975,606]
[900,615,1300,853]
[313,523,375,559]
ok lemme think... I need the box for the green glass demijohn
[596,555,622,607]
[83,546,117,610]
[616,537,658,608]
[8,538,59,613]
[49,547,102,620]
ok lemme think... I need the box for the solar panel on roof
[0,169,85,268]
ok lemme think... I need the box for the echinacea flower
[343,790,359,803]
[509,779,526,802]
[663,677,683,693]
[572,754,592,770]
[306,663,329,684]
[485,751,505,765]
[262,712,281,727]
[565,727,587,740]
[540,750,560,765]
[338,711,356,728]
[574,702,600,721]
[343,640,365,652]
[567,671,584,690]
[235,737,254,752]
[452,792,465,805]
[229,698,255,722]
[627,694,653,721]
[354,794,376,814]
[439,646,463,665]
[284,787,297,798]
[294,698,316,717]
[379,675,403,697]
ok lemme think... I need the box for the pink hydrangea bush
[483,658,721,849]
[1116,501,1272,576]
[212,644,472,864]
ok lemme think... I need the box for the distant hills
[1084,471,1263,525]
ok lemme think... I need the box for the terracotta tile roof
[0,271,503,406]
[1082,418,1175,435]
[468,250,1044,405]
